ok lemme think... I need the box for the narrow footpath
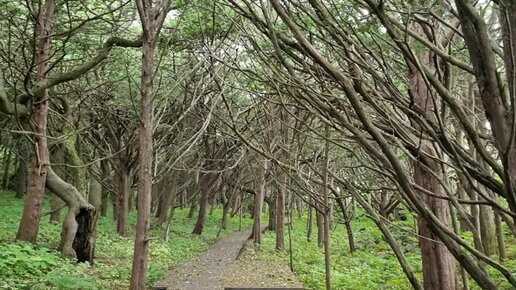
[154,229,303,290]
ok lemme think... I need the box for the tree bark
[100,159,110,217]
[275,181,285,250]
[156,175,176,227]
[307,203,313,242]
[46,166,97,262]
[192,175,210,235]
[252,159,268,244]
[115,157,130,236]
[192,134,221,235]
[16,0,55,243]
[130,1,169,287]
[322,125,331,290]
[455,0,516,222]
[414,156,456,290]
[2,148,12,189]
[15,153,27,198]
[88,173,102,211]
[267,196,276,231]
[50,193,63,223]
[407,25,456,288]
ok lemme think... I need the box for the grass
[0,190,252,289]
[253,209,516,290]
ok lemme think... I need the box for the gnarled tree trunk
[46,166,97,262]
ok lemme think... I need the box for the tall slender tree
[130,0,170,288]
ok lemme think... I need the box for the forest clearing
[1,0,516,289]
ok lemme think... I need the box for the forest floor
[154,228,303,290]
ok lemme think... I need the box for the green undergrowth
[253,212,420,290]
[0,190,251,289]
[254,210,516,290]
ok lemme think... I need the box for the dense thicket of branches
[1,0,515,288]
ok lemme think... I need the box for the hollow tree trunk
[46,166,97,262]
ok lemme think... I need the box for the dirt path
[154,229,303,290]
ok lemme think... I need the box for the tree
[130,0,170,288]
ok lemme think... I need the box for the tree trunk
[408,32,456,289]
[88,174,102,211]
[221,198,229,230]
[267,196,276,231]
[275,182,285,250]
[115,158,130,236]
[130,0,168,287]
[252,159,267,244]
[322,125,331,290]
[336,196,356,253]
[100,189,109,217]
[15,153,27,198]
[16,0,55,243]
[100,159,110,217]
[495,211,506,261]
[307,203,313,242]
[316,210,324,248]
[50,193,63,223]
[46,166,97,262]
[188,199,197,219]
[2,148,12,188]
[192,177,209,235]
[156,176,176,227]
[192,133,220,235]
[413,145,456,290]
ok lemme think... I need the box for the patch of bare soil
[154,229,303,290]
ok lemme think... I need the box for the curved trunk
[46,166,97,262]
